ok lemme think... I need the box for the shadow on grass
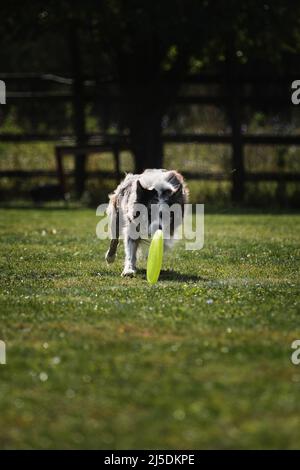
[91,268,206,283]
[138,268,206,283]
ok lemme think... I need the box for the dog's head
[134,170,188,238]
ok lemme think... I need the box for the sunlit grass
[0,208,299,449]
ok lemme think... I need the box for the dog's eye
[162,189,172,197]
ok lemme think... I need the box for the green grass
[0,208,299,449]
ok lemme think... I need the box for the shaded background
[1,1,300,451]
[1,0,300,207]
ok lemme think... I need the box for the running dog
[105,169,188,276]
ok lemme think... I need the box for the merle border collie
[105,169,188,276]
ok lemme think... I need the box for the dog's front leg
[122,236,138,277]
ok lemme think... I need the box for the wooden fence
[1,72,300,201]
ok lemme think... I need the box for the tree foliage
[1,0,300,169]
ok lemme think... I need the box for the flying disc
[147,229,164,285]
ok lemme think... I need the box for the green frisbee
[147,229,164,285]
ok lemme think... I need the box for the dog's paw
[121,267,136,277]
[105,250,116,264]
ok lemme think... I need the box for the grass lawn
[0,207,299,449]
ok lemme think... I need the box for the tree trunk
[224,38,245,203]
[70,24,87,198]
[129,107,163,173]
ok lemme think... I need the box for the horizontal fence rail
[1,133,300,145]
[1,72,300,201]
[1,170,299,183]
[4,92,295,107]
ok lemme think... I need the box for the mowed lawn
[0,208,299,449]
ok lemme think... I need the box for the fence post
[225,41,245,203]
[229,82,245,202]
[70,24,87,198]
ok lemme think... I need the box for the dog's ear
[166,171,189,203]
[169,183,182,202]
[166,170,184,187]
[136,180,157,201]
[173,184,183,195]
[136,180,146,195]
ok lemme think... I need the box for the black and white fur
[105,169,188,276]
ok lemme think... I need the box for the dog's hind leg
[106,238,119,264]
[105,200,119,264]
